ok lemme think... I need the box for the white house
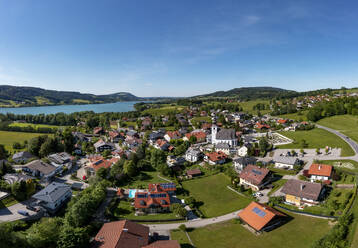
[237,145,249,157]
[308,164,333,182]
[185,148,202,163]
[32,182,72,212]
[233,157,257,172]
[274,157,300,170]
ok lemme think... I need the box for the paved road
[0,199,37,223]
[146,210,241,231]
[316,124,358,157]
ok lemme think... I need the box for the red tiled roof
[239,165,270,186]
[185,131,206,141]
[90,157,119,171]
[186,168,202,176]
[205,151,227,162]
[255,122,270,129]
[134,188,171,209]
[94,127,104,134]
[148,183,176,192]
[238,202,286,231]
[92,220,149,248]
[142,240,180,248]
[109,131,120,139]
[308,164,332,177]
[277,119,287,124]
[166,131,181,139]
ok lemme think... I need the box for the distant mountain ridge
[195,86,298,100]
[0,85,143,107]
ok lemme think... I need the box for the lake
[0,101,139,115]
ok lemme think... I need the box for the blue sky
[0,0,358,97]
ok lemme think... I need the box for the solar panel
[137,194,147,198]
[252,169,262,175]
[252,207,266,217]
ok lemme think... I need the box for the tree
[96,167,108,180]
[170,203,187,218]
[102,150,111,158]
[316,148,320,155]
[11,181,27,201]
[0,144,8,160]
[150,149,165,168]
[26,179,36,197]
[57,225,89,248]
[184,196,196,208]
[123,160,137,177]
[12,142,22,150]
[189,135,197,144]
[27,217,63,248]
[62,129,75,153]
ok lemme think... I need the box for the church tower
[211,124,217,144]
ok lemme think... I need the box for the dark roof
[216,128,236,140]
[32,182,71,203]
[25,159,56,175]
[12,151,34,160]
[281,179,323,201]
[216,143,230,149]
[239,165,270,186]
[234,157,257,165]
[186,168,202,176]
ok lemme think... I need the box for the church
[211,124,237,147]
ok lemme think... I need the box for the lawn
[191,116,211,128]
[240,100,270,115]
[124,171,170,189]
[0,195,19,209]
[113,200,180,221]
[185,212,331,248]
[0,131,51,151]
[142,104,186,116]
[181,173,251,217]
[9,122,62,130]
[268,179,288,196]
[277,128,355,157]
[349,194,358,248]
[317,115,358,143]
[276,111,308,121]
[316,160,358,174]
[170,230,193,248]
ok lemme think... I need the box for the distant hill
[0,85,142,107]
[195,87,298,100]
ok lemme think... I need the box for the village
[1,103,358,248]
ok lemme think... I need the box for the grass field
[125,171,170,189]
[113,200,179,221]
[317,115,358,143]
[278,128,355,157]
[268,179,288,196]
[9,122,61,130]
[170,230,193,248]
[0,131,50,151]
[181,173,251,217]
[142,104,186,116]
[316,160,358,173]
[185,212,330,248]
[240,100,270,115]
[276,111,308,121]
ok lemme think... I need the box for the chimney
[318,165,321,170]
[300,184,305,191]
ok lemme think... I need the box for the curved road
[316,124,358,156]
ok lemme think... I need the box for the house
[308,164,333,182]
[12,151,35,163]
[166,156,185,169]
[72,131,90,142]
[211,124,237,147]
[186,168,202,178]
[94,139,115,153]
[92,220,149,248]
[148,130,165,145]
[109,131,123,143]
[215,143,231,155]
[164,131,181,142]
[185,148,202,163]
[154,139,174,152]
[23,159,57,180]
[86,157,119,176]
[93,127,105,135]
[183,131,207,143]
[255,122,270,130]
[233,157,257,172]
[134,189,171,214]
[48,152,74,171]
[237,145,250,157]
[238,201,287,232]
[274,157,300,170]
[277,119,288,125]
[239,165,272,191]
[281,179,325,206]
[92,220,180,248]
[204,151,227,165]
[32,182,72,212]
[149,183,176,195]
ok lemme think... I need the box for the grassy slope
[9,122,61,129]
[317,115,358,143]
[125,171,169,188]
[181,173,251,217]
[317,160,358,173]
[276,111,308,121]
[142,104,185,116]
[187,213,330,248]
[278,128,355,157]
[171,230,193,248]
[0,131,50,151]
[240,100,270,115]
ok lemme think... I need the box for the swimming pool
[128,189,137,198]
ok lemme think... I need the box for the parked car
[26,205,40,212]
[17,210,29,216]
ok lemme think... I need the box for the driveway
[146,210,241,231]
[0,199,38,223]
